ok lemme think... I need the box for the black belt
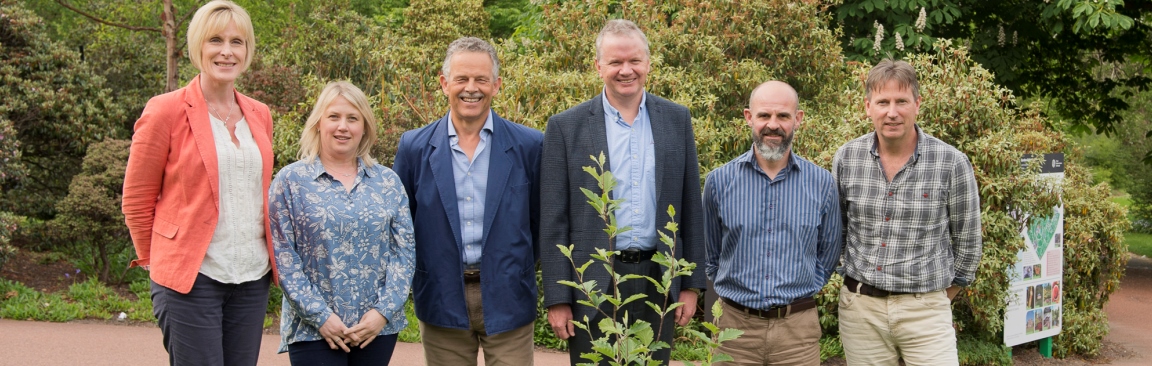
[721,297,815,319]
[463,269,481,283]
[843,276,912,297]
[617,248,656,263]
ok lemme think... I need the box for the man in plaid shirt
[832,59,982,366]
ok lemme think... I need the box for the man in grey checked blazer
[539,19,707,365]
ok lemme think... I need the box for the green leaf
[716,328,744,343]
[620,293,648,306]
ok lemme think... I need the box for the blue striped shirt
[603,92,657,250]
[703,149,842,309]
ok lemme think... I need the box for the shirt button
[468,172,472,176]
[766,228,772,233]
[877,266,883,271]
[885,217,890,221]
[467,221,472,226]
[888,191,893,196]
[881,242,887,247]
[634,209,639,213]
[466,197,472,201]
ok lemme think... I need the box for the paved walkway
[1100,254,1152,366]
[1,255,1149,365]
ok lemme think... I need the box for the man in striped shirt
[832,59,982,366]
[703,81,842,365]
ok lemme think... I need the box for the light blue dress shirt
[269,158,416,352]
[448,112,493,267]
[603,92,657,251]
[703,150,842,310]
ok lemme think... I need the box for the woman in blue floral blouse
[269,81,415,365]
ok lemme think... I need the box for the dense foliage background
[2,0,1144,362]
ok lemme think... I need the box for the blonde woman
[121,1,274,365]
[269,81,415,365]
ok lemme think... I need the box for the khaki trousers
[838,285,958,366]
[420,281,534,366]
[713,300,821,366]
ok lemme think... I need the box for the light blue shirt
[603,92,657,251]
[269,158,416,352]
[448,112,494,266]
[703,150,842,309]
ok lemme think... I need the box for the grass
[1126,232,1152,258]
[0,278,152,322]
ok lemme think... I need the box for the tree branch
[53,0,162,33]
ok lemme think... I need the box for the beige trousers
[837,285,959,366]
[713,301,821,366]
[420,281,534,366]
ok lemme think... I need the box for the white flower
[1013,31,1018,45]
[895,32,905,51]
[874,24,885,52]
[916,7,928,32]
[118,312,127,321]
[998,25,1006,47]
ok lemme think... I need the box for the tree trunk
[163,0,179,92]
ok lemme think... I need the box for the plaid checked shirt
[832,127,982,293]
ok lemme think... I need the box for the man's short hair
[865,59,920,100]
[441,37,500,78]
[595,19,650,60]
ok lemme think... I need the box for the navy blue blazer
[392,112,543,335]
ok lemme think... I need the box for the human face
[866,79,921,145]
[596,34,650,104]
[744,84,802,162]
[440,51,501,126]
[199,21,248,86]
[318,96,364,162]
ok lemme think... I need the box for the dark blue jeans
[151,272,271,366]
[287,334,398,366]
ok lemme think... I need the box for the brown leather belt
[843,275,912,297]
[721,297,815,319]
[618,249,656,264]
[463,270,481,283]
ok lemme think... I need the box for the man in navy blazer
[393,37,542,366]
[541,20,706,365]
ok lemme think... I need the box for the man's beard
[753,127,793,162]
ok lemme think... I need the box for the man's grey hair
[595,19,650,60]
[441,36,500,78]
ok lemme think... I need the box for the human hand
[675,290,699,326]
[547,304,575,340]
[345,309,387,349]
[319,314,351,352]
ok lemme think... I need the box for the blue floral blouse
[269,158,415,352]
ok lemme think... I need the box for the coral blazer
[122,75,278,294]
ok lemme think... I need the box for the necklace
[206,98,236,126]
[323,163,356,178]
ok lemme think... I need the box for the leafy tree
[0,0,129,219]
[50,0,201,92]
[831,0,1152,143]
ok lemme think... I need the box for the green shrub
[0,1,129,221]
[48,139,143,284]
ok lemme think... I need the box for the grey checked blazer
[539,93,707,320]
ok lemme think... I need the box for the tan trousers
[713,300,821,366]
[837,285,958,366]
[420,281,534,366]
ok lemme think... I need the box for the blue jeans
[151,273,271,366]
